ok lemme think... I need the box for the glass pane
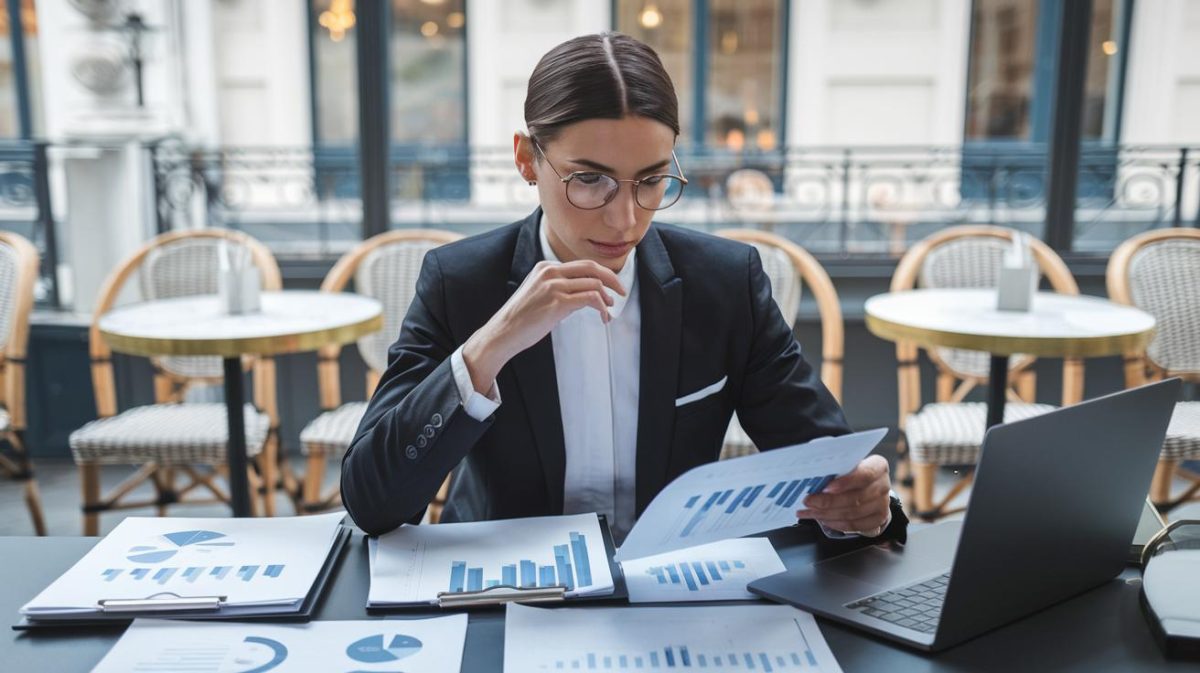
[965,0,1038,140]
[390,0,466,144]
[706,0,783,151]
[22,0,41,137]
[1081,0,1116,140]
[0,6,15,137]
[616,0,693,144]
[313,0,359,144]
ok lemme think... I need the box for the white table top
[99,290,384,358]
[864,289,1157,357]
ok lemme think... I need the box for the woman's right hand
[461,260,626,395]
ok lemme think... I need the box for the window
[389,0,466,145]
[1,0,42,139]
[311,0,359,144]
[616,0,786,150]
[309,0,467,147]
[964,0,1123,143]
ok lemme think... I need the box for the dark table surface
[0,525,1186,673]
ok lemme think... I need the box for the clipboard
[14,526,351,630]
[367,514,627,611]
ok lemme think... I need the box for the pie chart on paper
[126,530,235,564]
[346,633,423,663]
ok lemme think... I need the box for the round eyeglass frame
[532,139,689,211]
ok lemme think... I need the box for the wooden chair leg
[1150,459,1177,507]
[246,467,261,518]
[155,467,175,517]
[258,436,278,517]
[302,452,327,514]
[24,477,46,536]
[80,463,101,536]
[912,462,937,519]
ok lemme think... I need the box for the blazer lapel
[634,225,682,516]
[506,209,568,514]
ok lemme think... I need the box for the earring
[528,180,536,186]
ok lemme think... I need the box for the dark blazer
[341,209,853,536]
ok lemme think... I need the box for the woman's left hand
[794,455,892,537]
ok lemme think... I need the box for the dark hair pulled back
[524,32,680,151]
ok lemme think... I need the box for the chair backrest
[0,232,39,432]
[726,169,775,214]
[1107,227,1200,384]
[890,226,1083,421]
[715,229,844,401]
[317,229,463,409]
[88,229,282,418]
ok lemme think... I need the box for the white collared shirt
[450,219,641,540]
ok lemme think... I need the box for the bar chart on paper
[447,530,593,593]
[617,429,886,561]
[621,537,786,603]
[369,513,616,606]
[678,475,836,539]
[504,604,843,673]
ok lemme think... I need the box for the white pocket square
[674,376,728,408]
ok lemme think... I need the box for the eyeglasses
[533,140,688,211]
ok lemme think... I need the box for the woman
[341,32,904,544]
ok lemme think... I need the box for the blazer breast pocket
[674,376,728,410]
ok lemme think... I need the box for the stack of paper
[21,512,345,621]
[90,616,468,673]
[368,513,616,607]
[504,603,843,672]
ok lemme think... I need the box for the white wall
[788,0,970,147]
[208,0,311,147]
[1122,0,1200,144]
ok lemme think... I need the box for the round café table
[865,289,1156,429]
[98,290,383,517]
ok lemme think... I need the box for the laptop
[748,379,1180,652]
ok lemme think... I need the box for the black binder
[14,526,351,630]
[367,514,627,611]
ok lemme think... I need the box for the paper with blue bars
[504,603,842,673]
[616,428,887,561]
[620,537,786,603]
[21,512,345,617]
[368,513,615,606]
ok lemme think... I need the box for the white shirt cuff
[450,346,501,421]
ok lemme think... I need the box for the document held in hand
[616,428,887,561]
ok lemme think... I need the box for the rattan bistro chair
[893,226,1084,519]
[1108,228,1200,512]
[714,230,844,459]
[71,230,283,535]
[0,232,46,535]
[298,229,463,517]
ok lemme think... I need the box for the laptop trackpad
[816,521,962,593]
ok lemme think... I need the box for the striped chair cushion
[0,406,9,433]
[906,402,1056,465]
[70,403,268,465]
[299,402,368,458]
[1164,401,1200,461]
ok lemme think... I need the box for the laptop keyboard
[844,572,950,634]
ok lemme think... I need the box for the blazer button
[423,425,435,438]
[405,445,418,460]
[431,413,443,428]
[416,435,428,449]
